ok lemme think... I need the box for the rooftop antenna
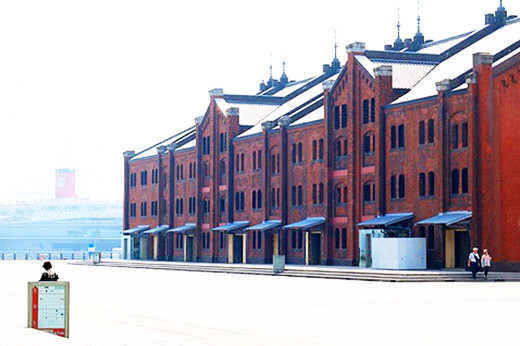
[282,49,286,75]
[397,8,401,39]
[334,30,338,58]
[499,0,504,9]
[417,1,421,34]
[269,53,273,81]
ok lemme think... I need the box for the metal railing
[0,251,116,261]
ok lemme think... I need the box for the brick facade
[124,10,520,270]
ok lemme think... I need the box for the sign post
[27,281,70,338]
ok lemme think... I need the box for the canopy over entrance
[417,211,472,227]
[283,217,325,230]
[167,223,196,235]
[212,221,250,234]
[245,220,281,232]
[122,225,149,235]
[143,225,170,234]
[357,213,414,228]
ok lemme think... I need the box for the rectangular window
[461,122,468,148]
[452,124,459,149]
[341,105,347,128]
[334,106,340,129]
[398,125,405,148]
[335,229,340,249]
[428,119,435,143]
[318,139,324,160]
[428,172,435,196]
[390,126,396,149]
[370,98,375,123]
[258,151,262,169]
[461,168,468,194]
[297,230,303,249]
[398,174,405,198]
[341,228,347,249]
[419,121,425,145]
[291,230,296,249]
[363,99,369,124]
[312,140,317,160]
[451,169,459,194]
[312,184,317,204]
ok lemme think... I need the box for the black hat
[42,261,52,270]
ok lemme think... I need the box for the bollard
[49,253,51,260]
[60,253,63,260]
[83,253,86,260]
[26,253,28,260]
[14,253,16,260]
[1,253,3,260]
[71,253,74,260]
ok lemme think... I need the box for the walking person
[40,261,59,281]
[467,247,481,279]
[481,249,492,279]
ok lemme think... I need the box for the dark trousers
[470,262,479,278]
[484,266,490,277]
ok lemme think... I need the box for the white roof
[355,55,435,89]
[289,105,324,126]
[237,73,338,138]
[417,32,474,54]
[394,19,520,104]
[215,98,279,126]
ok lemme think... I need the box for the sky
[0,0,517,203]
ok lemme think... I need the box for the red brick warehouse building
[122,3,520,270]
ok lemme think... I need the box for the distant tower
[280,51,289,85]
[394,8,405,50]
[331,31,341,72]
[413,1,425,49]
[55,168,77,198]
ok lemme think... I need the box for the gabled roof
[355,55,435,89]
[237,72,338,138]
[215,96,282,126]
[393,18,520,105]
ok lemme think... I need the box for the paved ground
[1,260,519,345]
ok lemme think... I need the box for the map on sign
[28,282,69,338]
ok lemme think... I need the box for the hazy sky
[0,0,516,202]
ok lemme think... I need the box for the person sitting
[40,261,59,281]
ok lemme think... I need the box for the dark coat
[40,270,59,281]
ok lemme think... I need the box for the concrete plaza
[1,260,519,345]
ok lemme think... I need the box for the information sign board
[27,281,70,338]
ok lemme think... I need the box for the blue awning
[212,221,249,233]
[283,217,325,230]
[357,213,414,228]
[167,223,196,235]
[417,211,472,226]
[122,225,150,235]
[143,225,170,234]
[245,220,281,232]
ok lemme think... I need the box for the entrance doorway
[185,236,194,262]
[233,235,243,263]
[358,229,372,267]
[132,237,140,259]
[310,233,321,265]
[454,231,467,268]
